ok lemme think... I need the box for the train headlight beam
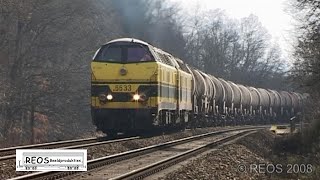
[133,94,140,101]
[106,94,113,100]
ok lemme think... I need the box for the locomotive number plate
[112,84,132,92]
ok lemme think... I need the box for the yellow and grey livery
[91,38,192,135]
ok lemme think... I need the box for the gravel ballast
[162,130,320,180]
[1,126,240,179]
[163,143,270,180]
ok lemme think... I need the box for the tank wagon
[91,38,306,135]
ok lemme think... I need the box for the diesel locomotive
[91,38,306,136]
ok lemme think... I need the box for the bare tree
[0,0,123,146]
[290,0,320,94]
[183,11,285,89]
[286,0,320,151]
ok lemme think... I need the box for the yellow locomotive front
[91,38,192,135]
[91,39,158,135]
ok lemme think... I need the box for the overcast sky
[170,0,295,64]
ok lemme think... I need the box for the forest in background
[287,0,320,151]
[0,0,315,146]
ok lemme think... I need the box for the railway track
[11,126,265,180]
[0,136,140,161]
[0,137,97,157]
[113,130,255,180]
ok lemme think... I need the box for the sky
[170,0,295,64]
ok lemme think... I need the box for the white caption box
[16,149,87,171]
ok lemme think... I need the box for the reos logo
[25,157,49,164]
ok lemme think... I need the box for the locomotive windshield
[94,44,154,63]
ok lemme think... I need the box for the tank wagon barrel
[280,91,293,114]
[199,71,215,114]
[228,81,242,112]
[267,89,281,117]
[291,92,301,112]
[268,90,281,109]
[200,72,214,100]
[248,87,261,113]
[257,88,271,112]
[219,78,234,113]
[237,84,252,113]
[209,75,225,113]
[195,69,208,98]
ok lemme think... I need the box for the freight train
[91,38,306,136]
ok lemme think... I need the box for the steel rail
[111,130,255,180]
[0,136,140,161]
[0,137,97,156]
[10,126,266,180]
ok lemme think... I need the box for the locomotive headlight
[98,94,107,102]
[98,94,112,102]
[106,94,113,100]
[133,94,140,101]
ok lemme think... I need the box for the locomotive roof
[105,38,150,46]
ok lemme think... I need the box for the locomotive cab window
[94,46,121,62]
[94,44,154,63]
